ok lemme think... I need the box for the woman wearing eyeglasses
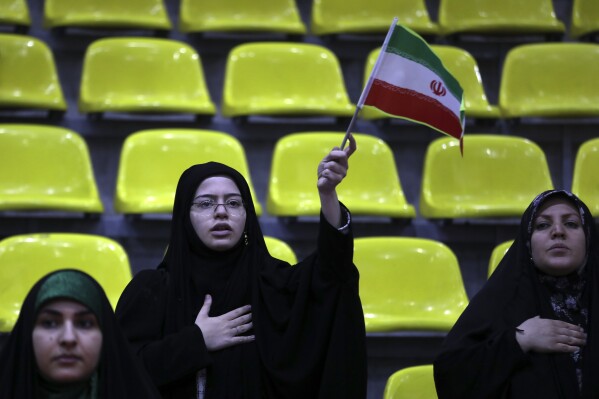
[116,134,367,399]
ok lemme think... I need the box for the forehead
[535,197,580,218]
[195,176,241,197]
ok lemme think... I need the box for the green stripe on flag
[386,25,463,101]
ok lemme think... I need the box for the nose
[59,322,77,346]
[213,203,228,217]
[551,223,566,238]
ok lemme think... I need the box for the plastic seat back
[438,0,565,35]
[222,42,354,118]
[572,138,599,216]
[499,43,599,118]
[354,237,468,332]
[0,0,30,26]
[383,365,438,399]
[0,125,103,213]
[79,37,216,115]
[488,240,514,277]
[115,129,262,215]
[570,0,599,38]
[264,236,298,265]
[0,233,132,332]
[44,0,171,30]
[0,34,66,111]
[179,0,305,34]
[420,135,553,219]
[360,46,500,120]
[311,0,438,35]
[267,132,415,218]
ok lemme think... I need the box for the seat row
[0,232,483,335]
[2,0,598,40]
[2,124,599,219]
[2,33,599,121]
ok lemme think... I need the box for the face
[32,299,102,385]
[530,198,587,276]
[190,176,247,251]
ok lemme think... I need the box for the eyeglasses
[190,199,245,216]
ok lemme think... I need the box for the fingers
[198,294,212,317]
[555,325,587,350]
[223,304,251,321]
[319,161,347,182]
[344,133,357,157]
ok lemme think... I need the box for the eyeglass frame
[190,198,246,216]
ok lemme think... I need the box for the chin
[543,265,579,276]
[52,372,90,385]
[207,241,237,252]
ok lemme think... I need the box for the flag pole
[340,17,399,150]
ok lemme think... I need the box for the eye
[76,317,98,329]
[534,221,550,230]
[565,220,580,229]
[196,200,214,209]
[226,199,243,209]
[37,317,59,329]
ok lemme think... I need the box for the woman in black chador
[434,190,599,398]
[116,135,367,398]
[0,269,161,399]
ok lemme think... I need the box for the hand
[515,316,586,353]
[194,294,254,351]
[317,133,357,194]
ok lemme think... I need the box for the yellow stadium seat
[0,0,30,27]
[43,0,171,30]
[354,237,468,332]
[0,34,66,113]
[179,0,306,34]
[264,236,298,265]
[488,240,513,277]
[360,46,500,121]
[310,0,438,36]
[221,42,354,118]
[0,124,103,213]
[570,0,599,39]
[79,37,216,116]
[499,43,599,118]
[0,233,132,332]
[383,365,437,399]
[572,138,599,216]
[420,135,553,219]
[114,129,262,215]
[438,0,565,36]
[267,132,415,218]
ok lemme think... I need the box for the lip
[211,223,232,232]
[548,243,569,251]
[53,354,82,363]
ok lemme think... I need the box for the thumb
[199,294,212,316]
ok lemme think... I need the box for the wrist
[515,328,530,353]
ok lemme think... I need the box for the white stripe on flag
[375,51,462,118]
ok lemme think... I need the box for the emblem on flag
[430,80,447,97]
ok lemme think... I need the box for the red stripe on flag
[364,80,463,139]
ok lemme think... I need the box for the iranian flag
[341,20,465,152]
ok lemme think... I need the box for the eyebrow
[536,213,580,220]
[38,309,95,317]
[193,193,242,200]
